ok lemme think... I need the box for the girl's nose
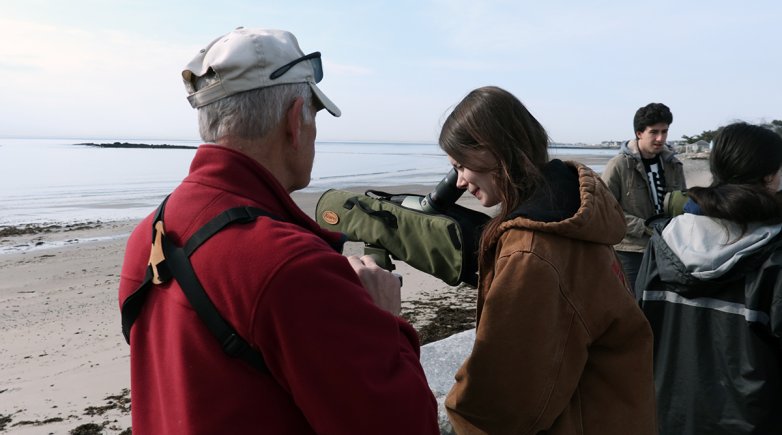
[455,173,468,189]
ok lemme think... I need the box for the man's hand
[347,255,402,315]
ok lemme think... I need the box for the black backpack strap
[163,229,269,372]
[120,268,155,343]
[183,206,278,256]
[121,198,277,373]
[121,195,171,344]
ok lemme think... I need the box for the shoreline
[0,153,710,231]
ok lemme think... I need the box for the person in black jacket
[637,121,782,435]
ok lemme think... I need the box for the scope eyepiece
[420,168,464,213]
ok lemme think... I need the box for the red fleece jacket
[119,145,438,434]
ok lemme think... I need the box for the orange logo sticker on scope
[322,211,339,225]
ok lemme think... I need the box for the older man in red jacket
[118,27,438,434]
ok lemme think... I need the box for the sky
[1,0,780,144]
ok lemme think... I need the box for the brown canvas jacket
[601,140,687,252]
[446,162,657,435]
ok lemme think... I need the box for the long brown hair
[438,86,550,259]
[688,122,782,229]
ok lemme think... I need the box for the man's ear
[285,97,305,148]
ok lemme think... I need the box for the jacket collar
[185,144,345,250]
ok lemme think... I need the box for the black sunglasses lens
[310,57,323,83]
[270,52,323,82]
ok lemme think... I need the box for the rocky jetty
[76,142,197,149]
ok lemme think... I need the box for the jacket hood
[621,139,678,163]
[619,139,640,158]
[507,159,580,223]
[496,160,626,246]
[657,214,782,281]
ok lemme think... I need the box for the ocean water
[0,138,615,227]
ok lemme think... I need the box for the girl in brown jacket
[440,86,657,434]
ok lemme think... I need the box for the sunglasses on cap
[269,51,323,83]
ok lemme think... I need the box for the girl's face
[447,149,501,207]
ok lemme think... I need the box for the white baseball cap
[182,27,341,117]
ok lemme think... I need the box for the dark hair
[687,122,782,228]
[438,86,550,260]
[633,102,673,134]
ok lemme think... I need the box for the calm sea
[0,138,615,227]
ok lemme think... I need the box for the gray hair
[195,76,315,142]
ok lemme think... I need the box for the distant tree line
[682,120,782,143]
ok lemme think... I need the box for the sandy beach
[0,156,710,434]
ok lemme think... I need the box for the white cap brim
[309,80,341,117]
